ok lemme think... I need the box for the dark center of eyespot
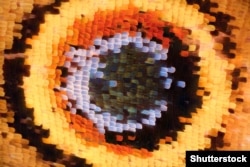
[89,37,171,120]
[84,31,203,151]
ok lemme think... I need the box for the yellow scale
[0,0,250,166]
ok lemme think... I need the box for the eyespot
[1,0,250,166]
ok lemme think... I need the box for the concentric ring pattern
[0,0,250,167]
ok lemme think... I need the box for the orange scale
[74,125,83,132]
[144,31,153,39]
[78,34,86,41]
[165,136,173,143]
[127,135,136,141]
[96,26,105,34]
[61,101,68,109]
[85,141,94,147]
[58,44,65,51]
[69,114,76,122]
[56,101,63,109]
[104,20,113,28]
[140,16,150,22]
[92,132,102,140]
[132,149,142,157]
[113,13,120,20]
[71,123,81,131]
[86,120,94,127]
[121,27,130,33]
[109,29,116,36]
[64,111,71,122]
[140,148,149,154]
[90,33,97,40]
[66,37,73,43]
[116,134,123,142]
[89,141,99,147]
[58,60,66,67]
[92,135,100,143]
[107,145,117,153]
[73,23,81,30]
[122,145,132,153]
[75,133,83,139]
[75,115,83,122]
[149,19,157,25]
[85,21,93,28]
[151,26,160,33]
[94,11,101,17]
[54,91,61,97]
[162,39,170,48]
[48,82,54,90]
[54,79,60,86]
[157,29,164,36]
[72,34,79,43]
[85,28,92,35]
[171,27,184,40]
[130,25,137,31]
[140,150,150,158]
[157,21,165,28]
[100,12,108,19]
[156,19,164,25]
[129,31,137,37]
[153,32,162,39]
[98,135,105,142]
[144,151,152,158]
[104,143,112,152]
[121,22,131,31]
[116,145,127,155]
[59,38,65,46]
[113,146,123,155]
[75,18,82,24]
[103,26,111,32]
[144,22,152,29]
[115,29,123,34]
[138,17,145,24]
[110,144,119,151]
[119,9,127,14]
[103,30,111,37]
[78,122,86,129]
[80,126,87,133]
[80,26,87,32]
[82,39,91,47]
[73,29,79,37]
[80,117,87,124]
[129,18,138,26]
[62,43,70,52]
[54,80,60,87]
[67,26,74,31]
[92,21,99,27]
[81,32,91,40]
[106,14,113,21]
[180,50,189,57]
[123,147,133,155]
[90,30,100,37]
[48,74,55,82]
[113,21,123,28]
[159,139,166,144]
[91,25,98,32]
[71,40,79,46]
[85,132,94,140]
[120,11,127,18]
[78,39,84,46]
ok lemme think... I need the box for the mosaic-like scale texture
[0,0,250,167]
